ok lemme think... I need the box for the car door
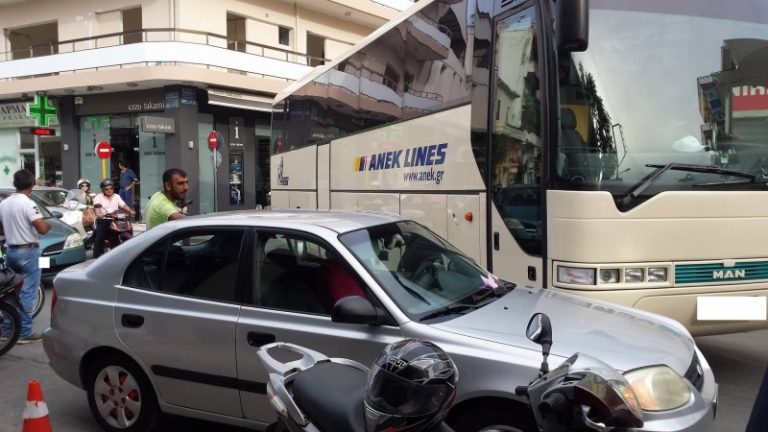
[236,229,404,422]
[116,227,247,418]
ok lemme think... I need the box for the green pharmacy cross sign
[27,95,57,127]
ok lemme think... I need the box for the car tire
[86,353,159,432]
[450,406,534,432]
[31,284,45,318]
[0,301,21,356]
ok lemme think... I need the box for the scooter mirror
[526,313,553,375]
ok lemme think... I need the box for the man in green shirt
[146,168,190,229]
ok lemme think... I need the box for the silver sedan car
[43,211,717,432]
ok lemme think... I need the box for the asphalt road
[1,284,766,432]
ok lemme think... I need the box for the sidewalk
[133,222,146,235]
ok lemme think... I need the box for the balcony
[0,28,324,98]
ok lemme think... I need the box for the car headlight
[63,233,84,249]
[624,365,692,411]
[557,266,595,285]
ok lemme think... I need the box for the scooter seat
[292,361,367,432]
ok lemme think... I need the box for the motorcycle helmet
[364,339,458,432]
[77,178,91,189]
[100,179,114,190]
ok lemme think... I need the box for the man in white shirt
[93,178,135,258]
[0,169,51,344]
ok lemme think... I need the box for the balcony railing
[0,28,328,81]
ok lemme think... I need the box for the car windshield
[0,192,54,219]
[339,221,504,319]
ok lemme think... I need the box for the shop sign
[0,101,59,128]
[140,116,176,134]
[75,89,165,116]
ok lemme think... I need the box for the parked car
[43,211,717,432]
[0,190,86,273]
[31,186,70,209]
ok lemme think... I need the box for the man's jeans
[4,246,41,338]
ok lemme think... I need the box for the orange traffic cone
[22,380,52,432]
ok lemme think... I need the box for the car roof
[179,209,403,234]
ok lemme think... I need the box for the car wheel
[0,301,21,356]
[31,284,45,318]
[86,353,159,432]
[450,407,534,432]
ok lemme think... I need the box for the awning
[207,88,276,112]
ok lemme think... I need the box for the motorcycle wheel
[0,301,21,356]
[31,284,45,318]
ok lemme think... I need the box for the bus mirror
[557,0,589,52]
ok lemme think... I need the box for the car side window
[251,232,366,314]
[123,228,245,303]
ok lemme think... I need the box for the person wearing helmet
[364,339,458,432]
[92,178,135,258]
[76,178,94,206]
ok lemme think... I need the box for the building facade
[0,0,401,217]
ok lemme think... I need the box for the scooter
[63,189,96,248]
[257,312,644,432]
[0,254,25,356]
[93,206,133,250]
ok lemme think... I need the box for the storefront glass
[197,114,216,214]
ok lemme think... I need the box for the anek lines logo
[354,143,448,185]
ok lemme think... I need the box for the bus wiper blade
[693,179,768,187]
[419,304,478,322]
[620,163,757,208]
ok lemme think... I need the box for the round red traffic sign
[95,141,112,160]
[207,131,220,151]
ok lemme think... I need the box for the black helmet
[77,178,91,188]
[100,179,114,189]
[364,339,458,432]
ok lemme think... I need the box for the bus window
[490,8,543,256]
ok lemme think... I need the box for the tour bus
[269,0,768,335]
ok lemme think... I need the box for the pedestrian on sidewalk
[145,168,190,230]
[118,161,138,215]
[0,169,50,344]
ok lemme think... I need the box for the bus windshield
[554,0,768,204]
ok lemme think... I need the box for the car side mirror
[52,211,64,218]
[526,312,553,375]
[331,296,388,326]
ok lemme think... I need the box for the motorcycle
[0,238,45,319]
[515,313,644,432]
[63,189,96,248]
[257,312,644,432]
[0,253,25,356]
[93,206,133,251]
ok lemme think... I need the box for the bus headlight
[557,266,595,285]
[598,269,620,284]
[63,233,84,250]
[624,268,645,283]
[624,366,691,411]
[648,267,668,282]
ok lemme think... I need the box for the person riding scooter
[92,179,135,258]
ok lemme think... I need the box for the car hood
[432,288,694,374]
[41,217,77,244]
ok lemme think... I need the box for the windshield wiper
[464,280,516,305]
[419,304,478,322]
[619,163,758,209]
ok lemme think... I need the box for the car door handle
[247,331,275,347]
[121,314,144,328]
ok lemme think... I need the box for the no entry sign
[208,131,220,151]
[95,141,112,159]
